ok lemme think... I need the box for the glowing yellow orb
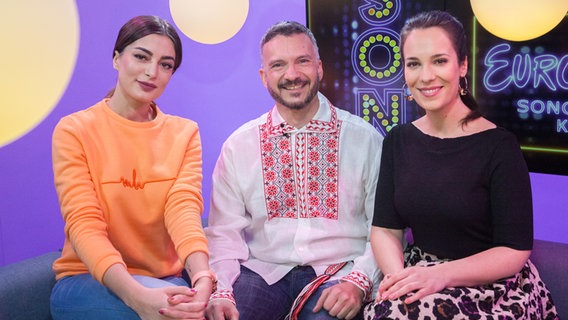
[471,0,568,41]
[169,0,249,44]
[0,0,79,147]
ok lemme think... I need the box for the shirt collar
[266,92,338,137]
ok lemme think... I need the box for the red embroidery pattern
[260,105,341,220]
[342,271,373,302]
[209,289,235,304]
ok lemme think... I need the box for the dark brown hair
[114,15,182,72]
[401,10,481,124]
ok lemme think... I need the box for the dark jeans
[234,265,359,320]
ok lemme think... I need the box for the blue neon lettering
[512,54,531,88]
[516,99,568,115]
[558,55,568,90]
[516,99,530,113]
[484,44,511,92]
[557,119,568,133]
[533,55,557,91]
[483,43,568,92]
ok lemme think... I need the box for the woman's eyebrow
[134,46,175,61]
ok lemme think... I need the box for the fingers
[377,273,392,293]
[160,287,208,319]
[168,289,198,305]
[377,273,396,301]
[377,268,434,303]
[378,272,414,301]
[330,301,360,320]
[315,283,363,319]
[205,299,239,320]
[343,305,361,320]
[164,285,193,296]
[403,289,426,304]
[312,288,329,312]
[159,307,205,320]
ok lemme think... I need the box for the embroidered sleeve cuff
[209,289,236,305]
[341,271,373,302]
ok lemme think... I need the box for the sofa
[1,239,567,320]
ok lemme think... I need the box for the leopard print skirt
[363,246,558,320]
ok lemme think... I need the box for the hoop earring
[402,83,413,101]
[459,77,469,96]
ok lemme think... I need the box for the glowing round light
[471,0,568,41]
[169,0,249,44]
[0,0,79,147]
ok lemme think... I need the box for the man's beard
[268,76,320,110]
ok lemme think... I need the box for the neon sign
[484,43,568,92]
[483,43,568,134]
[351,0,406,136]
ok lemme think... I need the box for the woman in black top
[364,10,558,319]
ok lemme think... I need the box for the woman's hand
[163,277,212,319]
[376,265,448,305]
[103,264,208,319]
[129,285,204,320]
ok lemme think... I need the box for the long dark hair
[114,15,182,71]
[106,16,182,98]
[400,10,481,124]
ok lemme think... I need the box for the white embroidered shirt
[206,93,383,302]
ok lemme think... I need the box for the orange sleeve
[164,121,209,265]
[52,113,125,283]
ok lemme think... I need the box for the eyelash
[133,53,173,70]
[406,58,448,68]
[134,53,148,61]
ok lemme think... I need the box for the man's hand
[205,298,239,320]
[313,282,364,320]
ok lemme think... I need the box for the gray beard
[268,77,320,110]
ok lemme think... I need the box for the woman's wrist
[191,269,217,293]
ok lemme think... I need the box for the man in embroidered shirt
[205,21,383,320]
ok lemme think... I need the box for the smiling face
[259,33,323,111]
[112,34,176,107]
[402,26,468,115]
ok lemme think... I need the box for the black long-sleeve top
[372,124,533,260]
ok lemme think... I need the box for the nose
[145,63,158,78]
[284,63,300,79]
[420,64,436,82]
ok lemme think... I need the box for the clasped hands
[139,281,211,320]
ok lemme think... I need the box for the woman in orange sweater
[50,15,214,320]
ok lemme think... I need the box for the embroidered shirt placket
[260,105,341,221]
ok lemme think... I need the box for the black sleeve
[490,131,533,250]
[372,126,406,229]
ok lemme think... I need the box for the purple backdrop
[0,0,566,266]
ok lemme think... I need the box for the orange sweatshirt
[52,99,207,283]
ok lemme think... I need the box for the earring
[459,77,469,96]
[402,83,413,101]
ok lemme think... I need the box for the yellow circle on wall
[169,0,249,44]
[0,0,79,147]
[471,0,568,41]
